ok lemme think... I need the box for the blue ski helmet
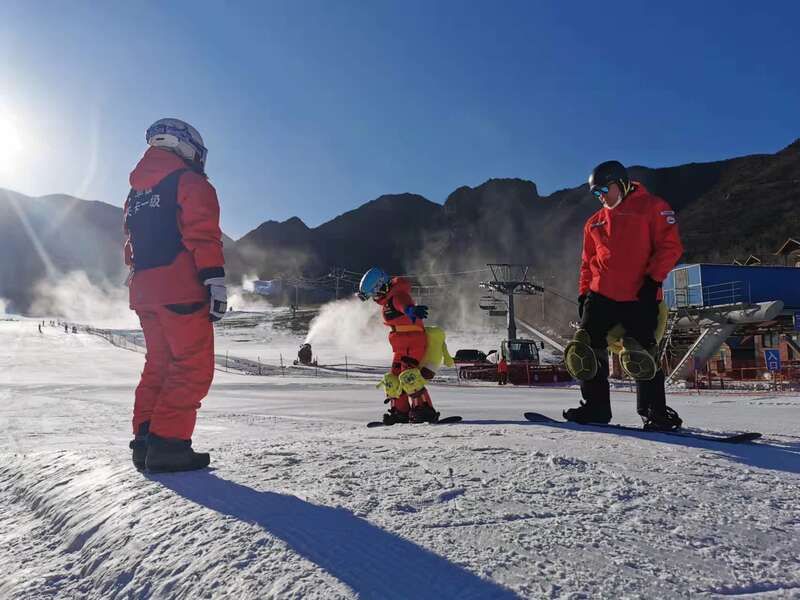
[358,267,390,301]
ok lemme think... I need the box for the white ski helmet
[146,118,208,169]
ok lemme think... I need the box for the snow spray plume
[29,271,139,328]
[0,297,8,315]
[226,274,275,312]
[305,297,391,361]
[241,274,258,292]
[234,239,318,280]
[409,198,582,337]
[405,229,505,337]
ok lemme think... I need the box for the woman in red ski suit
[124,119,226,472]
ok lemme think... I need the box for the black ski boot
[145,433,210,473]
[409,403,439,424]
[383,407,410,425]
[641,406,682,431]
[129,421,149,471]
[636,370,666,418]
[563,400,612,425]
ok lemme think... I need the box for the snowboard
[366,415,462,428]
[523,412,761,444]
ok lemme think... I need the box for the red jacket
[376,277,424,332]
[124,148,225,309]
[579,182,683,302]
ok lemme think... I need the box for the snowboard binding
[641,406,682,431]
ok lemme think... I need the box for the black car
[453,349,488,364]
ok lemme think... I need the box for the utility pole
[328,267,348,300]
[480,264,543,341]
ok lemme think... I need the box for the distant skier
[563,160,684,431]
[358,268,439,424]
[124,118,226,472]
[497,356,509,385]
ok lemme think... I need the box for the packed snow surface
[1,318,799,599]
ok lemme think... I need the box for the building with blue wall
[664,264,800,311]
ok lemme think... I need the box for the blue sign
[764,349,781,372]
[794,312,800,331]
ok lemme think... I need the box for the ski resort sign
[763,349,781,372]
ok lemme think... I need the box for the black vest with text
[125,169,188,271]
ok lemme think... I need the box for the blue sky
[1,1,798,238]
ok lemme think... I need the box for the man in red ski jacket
[358,268,439,424]
[125,118,226,472]
[563,160,683,430]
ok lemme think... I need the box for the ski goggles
[356,283,388,302]
[590,185,610,198]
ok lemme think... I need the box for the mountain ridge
[2,138,798,321]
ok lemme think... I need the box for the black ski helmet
[588,160,632,196]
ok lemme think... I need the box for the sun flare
[0,108,25,178]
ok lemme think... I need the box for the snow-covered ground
[1,318,799,599]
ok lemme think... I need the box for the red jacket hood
[130,147,193,190]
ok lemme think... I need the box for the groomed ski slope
[1,319,799,599]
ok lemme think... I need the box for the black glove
[637,276,661,304]
[577,294,587,319]
[404,304,428,322]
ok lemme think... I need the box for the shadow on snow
[156,471,520,600]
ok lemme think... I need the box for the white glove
[204,277,227,322]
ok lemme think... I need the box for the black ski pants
[579,292,659,410]
[580,291,657,350]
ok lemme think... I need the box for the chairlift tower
[480,264,544,341]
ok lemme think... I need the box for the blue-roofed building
[663,264,800,311]
[662,239,800,386]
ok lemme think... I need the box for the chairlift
[479,295,498,310]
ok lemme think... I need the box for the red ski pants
[387,331,432,412]
[132,303,215,440]
[388,331,427,375]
